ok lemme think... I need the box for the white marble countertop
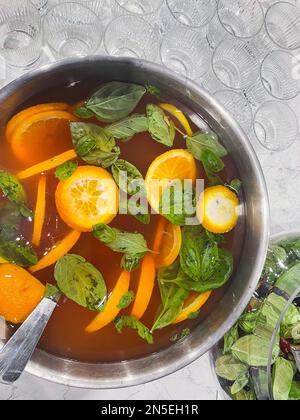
[0,0,300,401]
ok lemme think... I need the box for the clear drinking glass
[214,90,253,133]
[254,101,298,151]
[265,1,300,50]
[0,0,42,67]
[104,15,160,60]
[77,0,115,23]
[261,50,300,100]
[115,0,164,15]
[199,66,226,94]
[243,79,273,108]
[212,38,260,90]
[166,0,217,28]
[217,0,264,39]
[160,27,211,79]
[43,2,102,58]
[206,15,227,51]
[30,0,48,14]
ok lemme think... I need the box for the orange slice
[197,185,239,234]
[85,270,131,333]
[173,291,212,324]
[0,264,45,324]
[55,166,119,232]
[131,254,156,320]
[153,217,182,268]
[30,230,81,273]
[32,175,47,247]
[159,103,193,136]
[5,103,69,140]
[145,149,197,213]
[9,110,77,165]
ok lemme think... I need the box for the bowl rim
[0,55,270,389]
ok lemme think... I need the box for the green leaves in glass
[223,324,239,355]
[54,254,107,311]
[114,315,153,344]
[215,355,248,381]
[272,357,295,401]
[85,82,146,123]
[70,122,120,168]
[147,104,175,147]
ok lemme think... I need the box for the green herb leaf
[223,323,239,355]
[276,261,300,296]
[215,355,248,381]
[147,104,175,147]
[54,254,107,311]
[105,114,148,141]
[201,148,224,173]
[93,224,149,255]
[231,335,279,367]
[120,253,145,272]
[159,181,196,226]
[70,122,120,168]
[238,311,259,334]
[86,82,146,123]
[55,160,78,181]
[114,315,153,344]
[186,132,228,159]
[232,389,256,400]
[117,291,135,309]
[272,357,295,401]
[230,178,242,192]
[112,159,146,196]
[0,235,38,267]
[180,328,191,339]
[146,85,161,97]
[180,225,206,281]
[231,372,249,395]
[73,106,94,119]
[289,381,300,400]
[44,283,60,299]
[0,170,32,218]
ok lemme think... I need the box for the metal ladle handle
[0,297,58,384]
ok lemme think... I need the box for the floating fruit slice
[85,270,131,333]
[145,149,197,213]
[0,264,45,324]
[17,149,77,180]
[55,166,119,232]
[32,175,47,247]
[131,254,156,320]
[5,103,69,140]
[159,103,193,136]
[30,230,81,273]
[197,185,239,234]
[173,291,212,324]
[9,110,77,165]
[153,217,182,268]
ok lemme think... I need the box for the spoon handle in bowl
[0,297,58,384]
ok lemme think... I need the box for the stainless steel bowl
[0,57,270,389]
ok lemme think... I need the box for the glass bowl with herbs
[212,232,300,401]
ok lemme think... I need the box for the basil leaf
[147,104,175,147]
[73,106,94,119]
[93,224,149,255]
[0,170,32,218]
[114,315,153,344]
[201,148,224,173]
[281,238,300,259]
[159,181,196,226]
[289,381,300,400]
[223,323,239,355]
[238,311,260,334]
[152,284,189,331]
[146,85,161,97]
[105,114,148,141]
[0,202,21,235]
[44,283,60,300]
[86,82,146,123]
[215,355,248,381]
[180,225,206,281]
[120,253,145,272]
[0,236,38,267]
[186,132,228,159]
[55,160,78,181]
[180,328,191,339]
[112,159,146,196]
[231,335,279,367]
[230,178,242,193]
[70,122,120,168]
[233,389,256,401]
[119,196,150,225]
[118,291,135,309]
[272,357,295,401]
[276,261,300,296]
[54,254,107,311]
[231,372,249,395]
[197,249,233,293]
